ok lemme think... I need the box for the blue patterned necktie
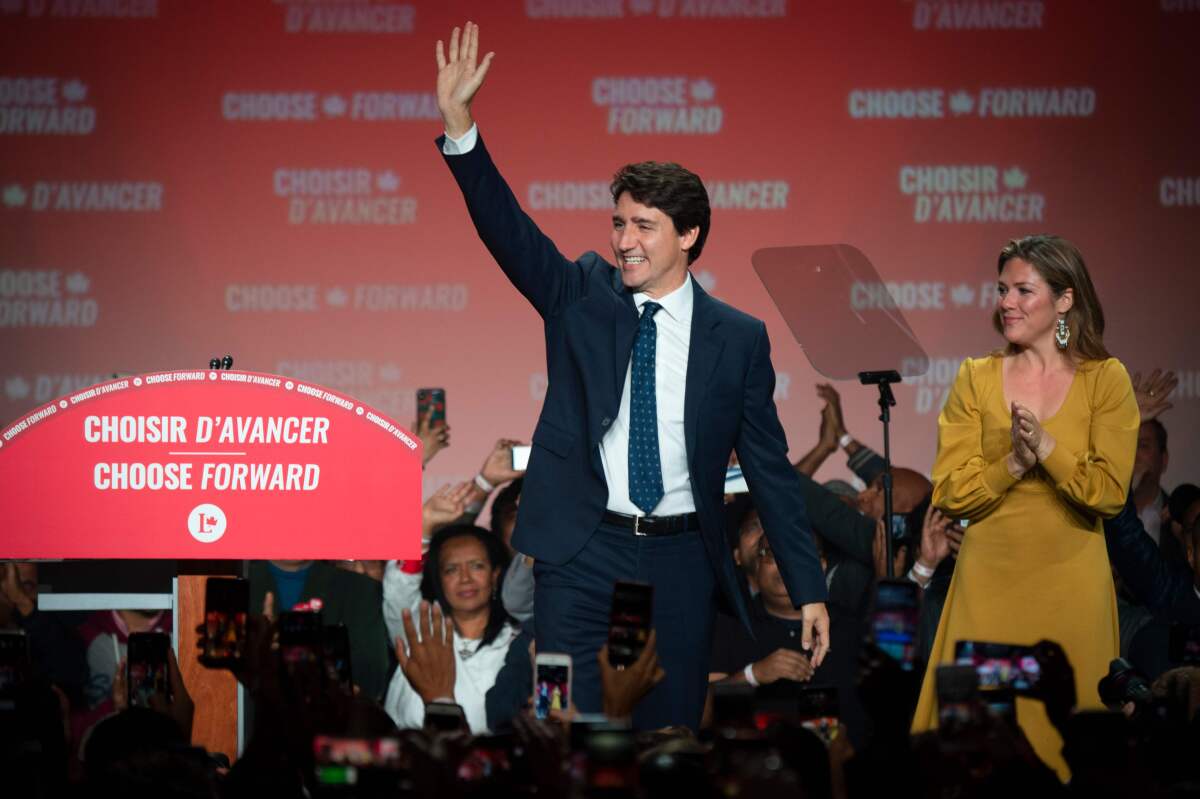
[628,301,664,514]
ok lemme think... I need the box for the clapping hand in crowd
[918,506,955,571]
[422,481,474,539]
[1132,368,1178,421]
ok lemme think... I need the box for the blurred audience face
[438,536,500,616]
[753,540,795,612]
[856,468,932,520]
[1134,421,1168,491]
[734,509,764,581]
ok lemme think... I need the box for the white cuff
[474,473,495,493]
[838,433,853,450]
[743,662,759,687]
[442,123,478,155]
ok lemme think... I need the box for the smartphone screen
[607,581,653,669]
[416,388,446,427]
[534,655,571,720]
[954,640,1041,693]
[871,579,920,670]
[511,445,531,471]
[795,685,840,743]
[127,632,171,708]
[981,687,1017,725]
[935,664,981,731]
[324,624,353,695]
[201,577,248,667]
[279,611,324,701]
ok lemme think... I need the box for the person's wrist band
[838,433,853,450]
[912,560,935,579]
[906,566,930,587]
[743,662,759,687]
[474,473,495,493]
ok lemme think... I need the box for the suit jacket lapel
[612,270,639,402]
[685,282,723,469]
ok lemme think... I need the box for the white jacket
[381,559,519,733]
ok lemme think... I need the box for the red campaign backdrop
[1,0,1199,536]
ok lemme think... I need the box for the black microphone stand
[858,370,902,578]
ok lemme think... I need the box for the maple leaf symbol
[695,269,717,292]
[322,94,347,117]
[3,184,27,207]
[690,79,715,103]
[375,170,400,192]
[62,79,88,102]
[950,283,974,307]
[66,271,90,293]
[949,90,974,116]
[325,286,348,307]
[1003,166,1028,189]
[5,376,30,399]
[205,516,217,527]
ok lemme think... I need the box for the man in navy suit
[433,22,829,730]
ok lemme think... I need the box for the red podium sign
[0,370,422,560]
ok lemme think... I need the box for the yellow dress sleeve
[1039,358,1138,519]
[931,357,1020,520]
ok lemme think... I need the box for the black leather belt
[602,510,699,536]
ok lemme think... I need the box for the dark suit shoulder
[696,287,766,332]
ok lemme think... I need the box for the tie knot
[641,301,662,320]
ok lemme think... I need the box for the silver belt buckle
[634,515,646,536]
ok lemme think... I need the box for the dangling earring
[1055,316,1070,350]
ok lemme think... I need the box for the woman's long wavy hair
[992,234,1110,364]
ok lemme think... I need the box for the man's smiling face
[610,192,697,299]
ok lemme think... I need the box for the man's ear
[733,547,743,566]
[679,226,699,254]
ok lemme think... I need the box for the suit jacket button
[601,417,611,427]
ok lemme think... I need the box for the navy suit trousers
[533,522,715,731]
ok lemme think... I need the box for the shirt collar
[633,274,693,323]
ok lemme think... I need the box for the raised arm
[435,22,585,318]
[931,358,1030,519]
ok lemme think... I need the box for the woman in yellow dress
[911,235,1138,779]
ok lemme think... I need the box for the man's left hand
[801,602,830,668]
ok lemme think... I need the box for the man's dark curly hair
[611,161,711,265]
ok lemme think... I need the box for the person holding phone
[911,235,1139,779]
[383,524,520,733]
[432,22,828,732]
